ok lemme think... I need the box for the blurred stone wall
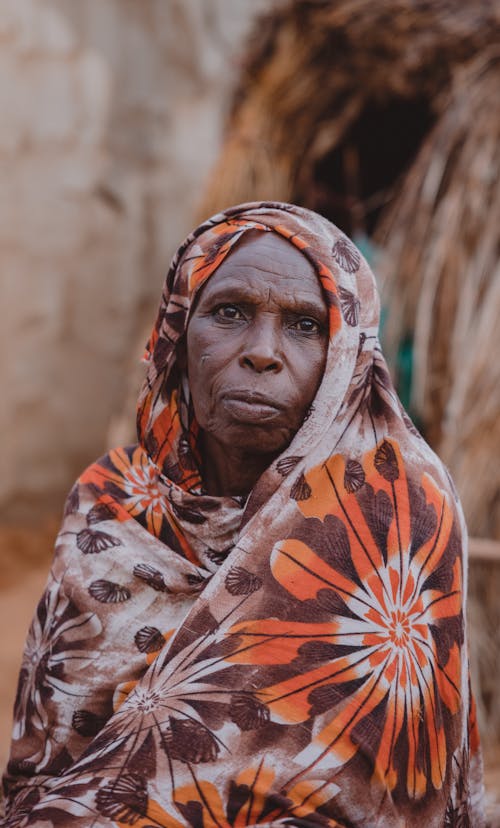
[0,0,270,520]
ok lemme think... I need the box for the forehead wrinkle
[200,279,327,320]
[215,258,314,280]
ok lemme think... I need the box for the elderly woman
[2,203,484,827]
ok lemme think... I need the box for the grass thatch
[376,50,500,538]
[197,0,500,231]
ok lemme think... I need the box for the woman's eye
[214,305,243,320]
[292,317,320,333]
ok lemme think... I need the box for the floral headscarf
[2,203,484,827]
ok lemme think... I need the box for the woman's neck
[200,432,277,497]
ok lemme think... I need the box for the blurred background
[1,0,499,818]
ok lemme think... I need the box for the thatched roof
[199,0,500,235]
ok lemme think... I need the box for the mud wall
[0,0,269,519]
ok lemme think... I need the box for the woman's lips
[221,393,283,423]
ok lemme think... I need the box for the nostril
[240,352,282,373]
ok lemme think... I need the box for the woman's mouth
[221,392,283,423]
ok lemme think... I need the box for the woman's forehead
[199,230,325,300]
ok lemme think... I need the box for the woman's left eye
[214,305,243,320]
[291,318,320,333]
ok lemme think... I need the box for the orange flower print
[109,450,167,536]
[227,440,464,800]
[80,446,183,545]
[172,761,341,827]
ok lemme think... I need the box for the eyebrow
[199,283,328,319]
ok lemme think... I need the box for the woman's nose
[239,321,283,373]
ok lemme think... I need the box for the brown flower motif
[343,459,365,493]
[332,237,361,273]
[88,580,131,604]
[290,473,312,501]
[230,695,270,731]
[276,456,302,476]
[338,286,360,327]
[133,563,168,592]
[95,773,148,822]
[165,717,219,764]
[374,440,400,482]
[76,528,121,555]
[134,626,166,654]
[225,566,262,596]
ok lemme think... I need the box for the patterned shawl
[2,203,484,827]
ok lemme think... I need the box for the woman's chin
[212,422,293,458]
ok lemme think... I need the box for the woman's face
[186,231,328,462]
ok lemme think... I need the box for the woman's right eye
[214,305,243,320]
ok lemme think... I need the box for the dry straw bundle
[198,0,500,229]
[197,0,500,746]
[377,50,500,540]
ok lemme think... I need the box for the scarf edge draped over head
[2,201,485,828]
